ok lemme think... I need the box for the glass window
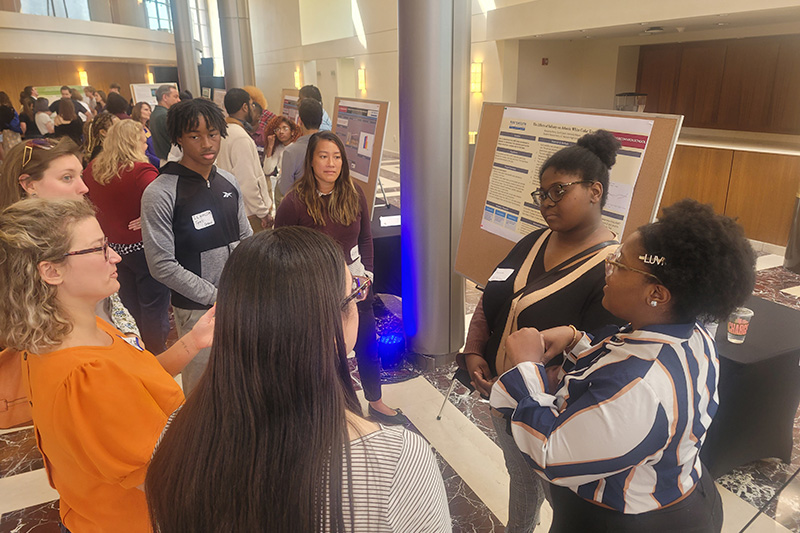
[21,0,90,21]
[145,0,173,32]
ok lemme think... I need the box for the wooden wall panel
[770,36,800,134]
[673,42,727,128]
[0,59,148,103]
[725,151,800,245]
[636,44,681,114]
[659,145,733,216]
[717,38,780,132]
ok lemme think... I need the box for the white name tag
[488,267,514,282]
[350,245,360,261]
[119,335,144,351]
[192,210,215,230]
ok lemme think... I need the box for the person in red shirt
[84,119,171,353]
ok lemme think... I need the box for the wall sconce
[470,62,483,93]
[357,67,366,92]
[78,69,88,86]
[294,69,302,90]
[147,71,155,84]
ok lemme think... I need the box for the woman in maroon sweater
[84,119,171,354]
[275,131,406,424]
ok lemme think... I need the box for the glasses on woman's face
[530,180,594,208]
[604,249,662,284]
[274,125,291,134]
[64,237,110,262]
[22,139,53,168]
[342,276,371,307]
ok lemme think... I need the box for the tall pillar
[398,0,469,364]
[218,0,256,89]
[170,0,201,96]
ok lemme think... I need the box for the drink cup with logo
[727,307,754,344]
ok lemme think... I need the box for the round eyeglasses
[64,236,110,262]
[604,249,662,284]
[342,276,371,307]
[530,180,595,208]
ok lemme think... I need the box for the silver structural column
[170,0,200,97]
[398,0,469,364]
[218,0,256,88]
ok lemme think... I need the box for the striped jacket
[490,322,719,514]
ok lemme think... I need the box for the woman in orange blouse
[0,198,215,532]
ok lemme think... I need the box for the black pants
[116,248,171,354]
[355,288,382,402]
[549,466,723,533]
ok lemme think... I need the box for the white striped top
[490,322,719,514]
[332,425,452,532]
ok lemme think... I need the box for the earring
[649,300,658,307]
[29,192,37,198]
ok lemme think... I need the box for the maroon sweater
[84,161,159,244]
[274,187,374,273]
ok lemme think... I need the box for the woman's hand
[128,217,142,231]
[506,327,546,366]
[266,134,276,157]
[464,353,495,398]
[187,305,216,351]
[540,326,577,363]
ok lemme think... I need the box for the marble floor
[3,160,800,531]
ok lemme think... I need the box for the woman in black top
[53,99,83,146]
[461,130,624,532]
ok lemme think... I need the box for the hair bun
[576,130,621,170]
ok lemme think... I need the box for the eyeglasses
[604,249,662,284]
[64,237,109,262]
[342,276,371,307]
[22,139,53,169]
[274,125,291,134]
[530,180,594,208]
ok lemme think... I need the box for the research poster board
[331,96,390,216]
[456,103,683,286]
[212,88,227,116]
[39,85,82,105]
[130,83,177,107]
[281,89,300,123]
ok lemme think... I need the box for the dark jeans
[116,248,171,354]
[355,288,382,402]
[548,464,723,533]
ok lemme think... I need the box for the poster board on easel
[281,89,300,123]
[130,83,177,107]
[331,96,390,218]
[456,103,683,287]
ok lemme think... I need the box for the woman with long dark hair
[491,199,755,532]
[275,131,405,424]
[131,101,160,167]
[146,227,450,531]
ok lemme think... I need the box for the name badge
[350,245,360,261]
[488,267,514,282]
[192,210,215,230]
[119,335,144,351]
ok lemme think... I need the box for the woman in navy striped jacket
[491,199,755,532]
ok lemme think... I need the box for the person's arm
[230,137,272,219]
[140,178,218,305]
[356,188,374,276]
[462,296,495,396]
[155,306,215,376]
[489,343,669,486]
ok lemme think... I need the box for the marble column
[218,0,256,89]
[170,0,201,96]
[398,0,469,365]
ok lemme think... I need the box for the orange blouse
[21,317,184,532]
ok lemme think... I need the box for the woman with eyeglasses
[262,115,300,200]
[460,129,624,531]
[491,199,755,532]
[275,131,406,425]
[84,119,171,354]
[0,199,214,532]
[145,227,451,531]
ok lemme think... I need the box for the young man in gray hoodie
[141,98,252,393]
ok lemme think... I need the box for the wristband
[567,324,581,352]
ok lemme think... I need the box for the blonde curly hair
[90,119,149,185]
[0,198,96,353]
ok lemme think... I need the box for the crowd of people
[0,80,756,532]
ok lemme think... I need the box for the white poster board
[282,92,300,123]
[480,107,654,242]
[130,83,177,107]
